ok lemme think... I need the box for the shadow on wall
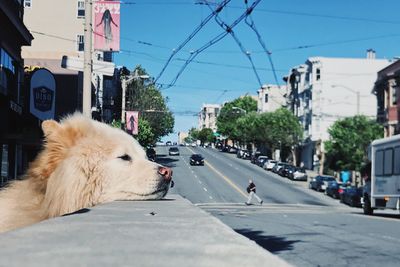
[235,228,301,253]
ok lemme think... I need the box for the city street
[158,146,400,267]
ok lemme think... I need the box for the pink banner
[126,111,139,135]
[94,1,120,51]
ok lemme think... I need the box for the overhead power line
[205,2,263,86]
[163,0,262,89]
[154,0,231,83]
[243,0,281,88]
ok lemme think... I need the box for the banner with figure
[126,111,139,135]
[94,1,120,51]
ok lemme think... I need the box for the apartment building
[257,84,286,113]
[373,60,400,137]
[198,104,221,132]
[0,0,33,181]
[286,51,391,170]
[22,0,117,121]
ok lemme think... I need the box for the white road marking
[203,187,208,192]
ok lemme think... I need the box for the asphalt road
[156,146,400,267]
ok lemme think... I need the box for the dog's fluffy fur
[0,114,171,233]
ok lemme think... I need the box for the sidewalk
[0,194,291,267]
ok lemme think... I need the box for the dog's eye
[118,154,132,162]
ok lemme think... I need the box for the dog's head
[33,113,172,217]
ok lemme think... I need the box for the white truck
[363,134,400,215]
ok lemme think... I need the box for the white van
[363,135,400,215]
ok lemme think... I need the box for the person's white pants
[246,191,262,204]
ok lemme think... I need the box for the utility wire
[205,2,263,86]
[244,0,281,88]
[154,0,231,83]
[164,0,262,89]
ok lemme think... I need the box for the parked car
[263,160,277,170]
[168,147,180,156]
[250,151,264,164]
[190,154,204,166]
[340,186,363,207]
[256,156,269,167]
[271,162,286,174]
[278,164,296,178]
[309,175,336,191]
[166,141,172,146]
[146,147,156,161]
[289,167,307,181]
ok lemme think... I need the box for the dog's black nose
[158,166,172,182]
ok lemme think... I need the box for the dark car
[279,164,296,178]
[271,162,286,174]
[146,147,156,161]
[256,156,269,167]
[340,186,363,207]
[309,175,336,191]
[168,147,180,156]
[325,180,340,198]
[251,151,264,164]
[190,154,204,166]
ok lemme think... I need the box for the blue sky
[114,0,400,141]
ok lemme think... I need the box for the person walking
[245,179,263,205]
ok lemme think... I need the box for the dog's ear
[42,120,61,138]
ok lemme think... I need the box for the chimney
[367,49,376,59]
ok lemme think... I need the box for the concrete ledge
[0,194,290,267]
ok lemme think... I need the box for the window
[24,0,32,8]
[384,148,393,176]
[77,35,84,51]
[264,93,268,103]
[375,150,384,176]
[316,68,321,81]
[394,146,400,175]
[77,1,85,18]
[391,85,398,106]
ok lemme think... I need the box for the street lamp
[121,70,150,125]
[331,84,360,115]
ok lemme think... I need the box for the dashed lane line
[186,147,247,198]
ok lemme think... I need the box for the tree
[137,118,155,148]
[125,65,174,143]
[324,115,383,172]
[216,96,257,141]
[197,128,214,145]
[256,108,303,163]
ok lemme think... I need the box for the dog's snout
[158,166,172,181]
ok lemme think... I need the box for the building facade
[198,104,221,132]
[22,0,118,122]
[0,0,33,182]
[373,60,400,137]
[257,84,286,113]
[286,52,391,170]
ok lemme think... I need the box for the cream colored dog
[0,113,172,233]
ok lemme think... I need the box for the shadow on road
[155,154,180,167]
[351,211,400,220]
[235,228,301,253]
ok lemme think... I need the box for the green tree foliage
[216,96,257,140]
[137,118,155,148]
[236,112,259,144]
[197,128,215,145]
[324,115,383,171]
[125,65,174,143]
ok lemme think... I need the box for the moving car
[309,175,336,191]
[190,154,204,166]
[168,147,180,156]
